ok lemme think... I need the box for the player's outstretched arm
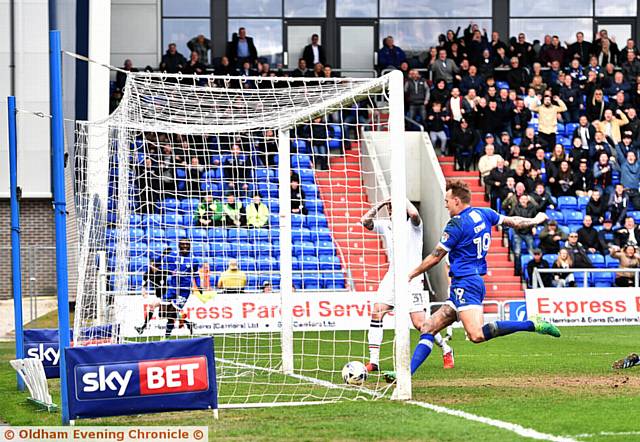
[406,199,421,227]
[409,245,448,281]
[361,198,391,230]
[502,212,548,231]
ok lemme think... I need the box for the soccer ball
[342,361,368,386]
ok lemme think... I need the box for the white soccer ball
[342,361,368,386]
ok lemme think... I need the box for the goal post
[72,69,412,407]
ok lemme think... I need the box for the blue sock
[482,321,535,341]
[410,333,434,375]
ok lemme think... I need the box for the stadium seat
[259,183,279,199]
[180,198,200,214]
[249,228,270,243]
[245,274,259,290]
[165,228,187,240]
[293,241,316,257]
[629,211,640,223]
[160,198,179,213]
[129,228,145,240]
[330,124,343,138]
[162,214,181,227]
[291,139,309,154]
[239,258,257,272]
[258,257,279,271]
[292,154,312,169]
[291,214,305,228]
[233,243,254,258]
[148,241,168,257]
[307,214,329,229]
[266,198,280,213]
[255,168,273,182]
[546,210,564,223]
[201,182,221,195]
[129,214,143,226]
[148,228,166,240]
[129,275,144,290]
[302,184,319,199]
[593,272,615,286]
[292,228,312,242]
[292,272,303,289]
[191,242,208,257]
[605,256,620,268]
[311,227,332,243]
[577,196,589,210]
[496,81,509,90]
[298,169,315,184]
[317,240,336,256]
[143,214,162,228]
[202,169,221,180]
[303,273,322,289]
[305,199,324,214]
[564,123,579,137]
[557,196,578,210]
[589,254,605,268]
[189,228,208,241]
[319,255,341,270]
[573,271,591,287]
[255,241,274,259]
[227,228,250,242]
[261,274,281,289]
[520,254,534,280]
[542,254,557,266]
[129,245,147,257]
[208,227,226,241]
[128,257,148,272]
[301,256,320,271]
[323,272,346,289]
[563,210,583,226]
[269,214,280,227]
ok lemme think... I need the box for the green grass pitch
[1,313,640,441]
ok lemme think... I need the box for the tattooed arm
[409,245,448,281]
[360,198,391,230]
[501,212,548,230]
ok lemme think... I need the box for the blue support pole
[8,95,25,392]
[49,30,71,426]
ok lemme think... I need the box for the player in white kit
[361,199,454,372]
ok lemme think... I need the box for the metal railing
[532,267,640,288]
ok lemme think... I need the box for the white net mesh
[73,72,408,406]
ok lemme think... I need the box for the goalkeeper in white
[361,199,454,372]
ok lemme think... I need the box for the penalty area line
[406,400,577,442]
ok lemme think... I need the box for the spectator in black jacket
[227,27,258,67]
[511,98,532,139]
[586,189,607,225]
[566,32,593,66]
[290,178,307,215]
[577,215,601,253]
[303,34,326,68]
[598,218,617,251]
[527,249,553,287]
[451,119,478,171]
[529,182,555,213]
[486,157,512,209]
[565,232,593,268]
[404,69,429,124]
[609,184,629,227]
[115,59,137,92]
[224,144,252,197]
[506,57,529,94]
[160,43,187,74]
[308,117,329,170]
[540,220,567,254]
[511,194,538,274]
[426,102,450,155]
[572,115,596,148]
[573,160,594,196]
[559,75,582,123]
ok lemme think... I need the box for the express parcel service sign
[66,338,217,419]
[526,288,640,326]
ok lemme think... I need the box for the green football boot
[530,316,561,338]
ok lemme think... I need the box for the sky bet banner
[65,337,217,419]
[115,291,401,337]
[23,325,117,378]
[526,288,640,326]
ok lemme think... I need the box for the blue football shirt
[438,206,503,278]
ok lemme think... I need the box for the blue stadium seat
[292,154,312,169]
[307,214,329,229]
[202,169,220,180]
[293,241,316,257]
[331,124,343,138]
[129,275,144,290]
[148,228,166,240]
[319,255,341,270]
[302,184,319,199]
[165,228,187,240]
[208,227,226,241]
[577,196,589,210]
[557,196,578,210]
[301,256,320,271]
[593,272,615,286]
[143,214,162,228]
[269,214,280,227]
[148,242,168,257]
[129,228,145,240]
[496,81,509,90]
[258,183,279,199]
[563,210,583,226]
[245,274,259,290]
[254,168,273,182]
[239,258,257,272]
[542,254,557,266]
[520,254,534,280]
[129,245,147,257]
[564,123,579,137]
[227,228,250,242]
[292,272,303,289]
[201,182,221,195]
[191,242,208,257]
[261,274,281,289]
[605,256,620,268]
[546,210,564,223]
[265,198,280,213]
[291,139,309,154]
[258,257,279,271]
[317,240,336,256]
[573,271,592,287]
[305,199,324,214]
[323,272,345,289]
[162,214,181,226]
[230,242,253,258]
[298,169,315,184]
[249,228,270,243]
[629,211,640,223]
[303,273,322,289]
[291,214,305,228]
[180,198,200,214]
[160,198,179,213]
[130,214,143,226]
[189,228,208,241]
[589,253,605,268]
[128,257,148,272]
[311,227,332,243]
[292,228,312,242]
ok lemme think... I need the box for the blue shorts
[445,275,485,312]
[163,288,191,310]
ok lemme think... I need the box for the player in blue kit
[136,239,201,337]
[384,180,560,381]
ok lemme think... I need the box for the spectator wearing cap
[615,216,640,247]
[527,249,552,288]
[615,149,640,209]
[540,220,567,254]
[217,259,247,293]
[577,215,601,254]
[598,218,617,251]
[586,189,607,225]
[378,36,407,71]
[608,184,629,227]
[530,92,567,150]
[609,243,640,286]
[564,232,593,268]
[451,118,478,172]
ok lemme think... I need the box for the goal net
[72,70,411,407]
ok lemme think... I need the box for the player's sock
[410,333,434,375]
[482,320,535,341]
[165,319,176,338]
[368,319,383,365]
[433,332,444,347]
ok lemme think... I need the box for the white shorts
[376,273,426,313]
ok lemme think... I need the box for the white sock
[433,332,444,347]
[441,341,452,355]
[368,319,383,365]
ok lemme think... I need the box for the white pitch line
[407,400,578,442]
[572,431,640,438]
[216,358,577,441]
